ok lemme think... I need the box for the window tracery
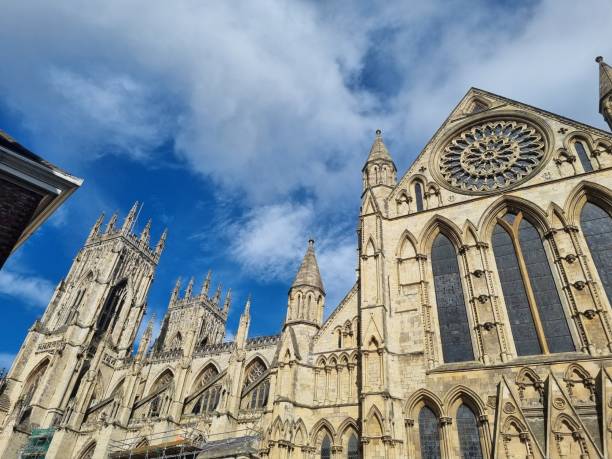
[438,119,546,193]
[580,202,612,304]
[491,212,574,355]
[431,233,474,362]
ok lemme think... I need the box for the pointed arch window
[573,141,593,172]
[320,434,332,459]
[431,233,474,363]
[492,212,574,355]
[456,404,483,459]
[580,202,612,303]
[414,182,424,212]
[418,406,441,459]
[347,433,360,459]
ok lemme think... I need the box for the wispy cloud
[0,269,55,309]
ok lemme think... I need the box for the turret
[597,56,612,131]
[213,284,222,305]
[362,129,397,192]
[285,239,325,327]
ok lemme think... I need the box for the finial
[170,277,182,304]
[223,288,232,313]
[185,276,195,298]
[88,212,105,241]
[375,129,382,136]
[308,238,315,247]
[105,212,118,234]
[213,283,222,304]
[155,228,168,256]
[244,294,251,316]
[596,56,604,64]
[201,270,212,295]
[122,201,140,232]
[140,218,152,244]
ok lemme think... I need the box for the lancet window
[580,202,612,304]
[431,233,474,362]
[491,212,574,355]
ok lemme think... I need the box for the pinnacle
[597,55,612,103]
[366,129,393,163]
[291,239,324,293]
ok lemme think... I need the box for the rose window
[438,120,546,193]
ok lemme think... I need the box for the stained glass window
[580,202,612,303]
[492,213,574,355]
[431,234,474,362]
[457,404,483,459]
[415,182,424,212]
[574,141,593,173]
[320,435,331,459]
[348,434,360,459]
[519,218,574,353]
[492,224,541,355]
[419,406,441,459]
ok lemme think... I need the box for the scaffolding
[20,428,56,459]
[108,427,260,459]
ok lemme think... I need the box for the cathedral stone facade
[1,59,612,459]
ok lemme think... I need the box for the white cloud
[230,202,356,310]
[0,270,55,309]
[0,0,611,314]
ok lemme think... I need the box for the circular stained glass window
[438,119,546,193]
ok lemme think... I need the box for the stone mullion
[547,227,595,353]
[568,225,612,351]
[478,414,492,458]
[459,245,486,363]
[480,242,513,362]
[404,419,416,459]
[439,416,453,459]
[313,369,319,403]
[417,254,438,368]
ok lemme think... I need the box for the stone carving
[439,119,545,193]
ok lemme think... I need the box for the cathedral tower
[154,271,229,356]
[0,203,164,456]
[597,56,612,130]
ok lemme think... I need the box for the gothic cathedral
[1,59,612,459]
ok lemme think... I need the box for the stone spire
[236,295,251,348]
[105,212,118,234]
[87,213,105,242]
[185,276,195,299]
[170,277,181,305]
[140,219,151,245]
[213,284,222,305]
[285,240,326,328]
[366,129,393,163]
[155,228,167,257]
[137,313,155,359]
[222,288,232,314]
[291,239,324,293]
[122,201,139,233]
[597,56,612,130]
[201,270,212,296]
[362,129,397,193]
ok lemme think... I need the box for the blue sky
[0,0,611,369]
